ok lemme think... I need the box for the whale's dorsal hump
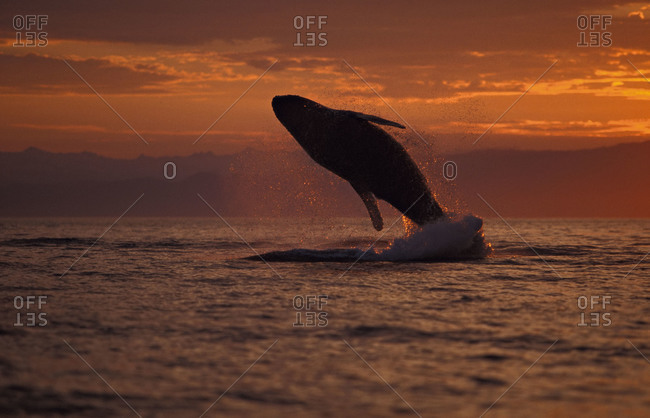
[346,111,406,129]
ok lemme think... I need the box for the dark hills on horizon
[1,141,648,218]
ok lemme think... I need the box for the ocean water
[1,217,649,417]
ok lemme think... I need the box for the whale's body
[272,95,444,231]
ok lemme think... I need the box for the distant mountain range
[1,142,648,218]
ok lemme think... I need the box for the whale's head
[272,95,330,145]
[272,95,323,120]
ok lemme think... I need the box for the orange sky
[1,0,650,158]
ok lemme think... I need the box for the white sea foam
[370,214,490,261]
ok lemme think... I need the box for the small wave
[494,244,596,257]
[251,215,491,262]
[1,237,255,251]
[255,248,365,262]
[112,239,252,250]
[0,237,95,247]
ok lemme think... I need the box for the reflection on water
[1,217,649,417]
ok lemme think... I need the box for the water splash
[253,214,491,262]
[371,214,491,261]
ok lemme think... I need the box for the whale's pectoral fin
[346,111,406,129]
[351,183,384,231]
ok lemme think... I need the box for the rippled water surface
[1,217,649,417]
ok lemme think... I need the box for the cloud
[0,53,177,94]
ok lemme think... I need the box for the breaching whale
[272,95,445,231]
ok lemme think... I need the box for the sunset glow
[1,1,649,158]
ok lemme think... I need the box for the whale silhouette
[272,95,445,231]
